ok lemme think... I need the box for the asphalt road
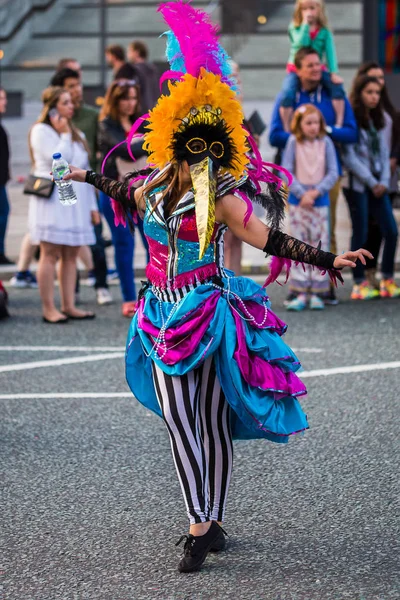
[1,280,399,600]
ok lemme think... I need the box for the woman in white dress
[29,86,98,322]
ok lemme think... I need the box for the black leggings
[152,357,233,524]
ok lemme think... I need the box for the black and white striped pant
[152,357,233,524]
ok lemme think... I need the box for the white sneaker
[96,287,113,305]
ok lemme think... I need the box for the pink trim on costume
[146,262,218,289]
[138,292,220,365]
[264,256,292,287]
[126,113,150,162]
[147,238,169,272]
[235,190,254,227]
[263,256,344,288]
[237,299,288,334]
[232,310,307,398]
[110,198,127,228]
[179,213,200,242]
[246,132,293,191]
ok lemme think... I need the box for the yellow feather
[144,70,249,179]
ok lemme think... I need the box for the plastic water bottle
[52,153,77,205]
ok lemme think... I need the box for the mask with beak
[142,2,250,258]
[144,68,249,258]
[172,107,242,257]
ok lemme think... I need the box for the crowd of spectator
[0,0,399,322]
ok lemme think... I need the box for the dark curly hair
[349,75,385,131]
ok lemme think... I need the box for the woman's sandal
[42,316,69,324]
[61,312,95,320]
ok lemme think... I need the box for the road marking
[0,393,132,400]
[301,361,400,378]
[0,346,124,352]
[1,361,400,400]
[0,352,124,374]
[0,345,324,355]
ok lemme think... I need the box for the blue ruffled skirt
[125,275,308,443]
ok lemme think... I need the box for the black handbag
[23,174,55,198]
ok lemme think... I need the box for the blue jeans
[100,192,149,302]
[343,188,398,282]
[0,185,10,255]
[280,71,345,108]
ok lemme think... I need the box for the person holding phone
[29,86,99,322]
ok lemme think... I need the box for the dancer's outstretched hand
[61,165,87,183]
[333,249,373,269]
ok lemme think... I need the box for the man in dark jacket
[269,46,358,303]
[127,41,160,114]
[51,68,99,170]
[0,87,13,265]
[105,45,138,81]
[269,48,358,245]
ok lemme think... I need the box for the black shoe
[176,521,224,573]
[42,316,69,324]
[209,526,228,552]
[0,254,15,265]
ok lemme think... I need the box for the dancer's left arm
[62,165,145,212]
[216,193,372,270]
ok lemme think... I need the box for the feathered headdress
[120,0,291,261]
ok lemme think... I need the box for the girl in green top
[280,0,345,132]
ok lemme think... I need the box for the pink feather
[126,113,150,162]
[159,69,184,90]
[158,1,222,77]
[110,198,127,228]
[263,256,292,287]
[263,257,344,288]
[236,190,254,227]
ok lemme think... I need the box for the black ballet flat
[175,521,225,573]
[42,316,69,324]
[61,312,96,320]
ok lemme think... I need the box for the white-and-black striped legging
[152,356,233,524]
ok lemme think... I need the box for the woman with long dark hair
[98,79,149,317]
[354,62,400,289]
[342,75,399,300]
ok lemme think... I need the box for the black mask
[171,121,239,171]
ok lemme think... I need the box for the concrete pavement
[1,282,399,599]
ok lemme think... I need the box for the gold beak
[190,157,217,259]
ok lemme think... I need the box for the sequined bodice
[143,186,227,289]
[142,168,248,289]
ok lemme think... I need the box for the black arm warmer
[263,228,337,270]
[85,171,136,212]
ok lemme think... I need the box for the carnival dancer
[63,1,370,573]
